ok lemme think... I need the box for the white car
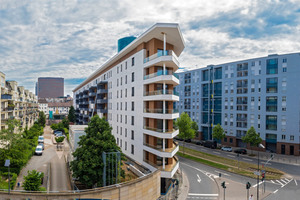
[221,146,232,152]
[35,145,43,155]
[38,136,44,143]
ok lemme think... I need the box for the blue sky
[1,0,300,95]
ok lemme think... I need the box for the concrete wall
[0,170,161,200]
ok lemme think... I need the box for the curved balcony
[143,108,179,119]
[97,89,108,94]
[143,156,179,179]
[143,50,179,70]
[143,70,179,85]
[143,126,179,139]
[143,142,179,158]
[143,90,179,101]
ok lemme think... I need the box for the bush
[23,170,44,191]
[55,136,65,143]
[1,172,17,190]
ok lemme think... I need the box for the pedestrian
[249,194,253,200]
[17,182,20,187]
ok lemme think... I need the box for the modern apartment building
[175,52,300,156]
[0,71,39,131]
[36,77,64,98]
[73,23,184,191]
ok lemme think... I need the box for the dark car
[196,141,203,145]
[184,139,191,143]
[234,148,247,154]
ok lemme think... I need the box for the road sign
[261,170,266,173]
[254,171,261,176]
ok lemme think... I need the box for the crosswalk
[188,193,218,200]
[266,178,293,187]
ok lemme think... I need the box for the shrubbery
[50,118,70,141]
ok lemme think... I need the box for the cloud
[0,0,300,96]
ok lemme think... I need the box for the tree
[23,170,44,191]
[175,112,195,154]
[212,124,225,142]
[38,111,46,127]
[191,121,199,137]
[68,106,76,123]
[0,119,22,150]
[62,118,69,129]
[70,115,124,188]
[242,126,262,154]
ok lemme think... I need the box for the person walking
[249,194,254,200]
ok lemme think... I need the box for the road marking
[242,158,253,161]
[227,155,235,158]
[261,162,272,165]
[281,179,287,184]
[284,178,289,182]
[197,174,202,183]
[214,170,231,176]
[181,162,217,181]
[295,179,298,186]
[276,180,284,186]
[273,189,278,193]
[213,151,221,154]
[252,181,264,188]
[188,193,219,196]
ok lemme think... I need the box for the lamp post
[4,159,10,194]
[257,144,265,200]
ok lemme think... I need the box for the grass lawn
[178,147,284,180]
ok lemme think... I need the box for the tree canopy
[23,170,44,191]
[70,115,124,188]
[68,106,76,123]
[0,119,22,150]
[212,124,225,142]
[242,126,262,154]
[38,111,46,127]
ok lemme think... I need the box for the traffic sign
[254,171,261,176]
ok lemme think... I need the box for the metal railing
[143,50,179,63]
[144,70,179,80]
[143,126,177,133]
[143,108,179,114]
[144,90,179,96]
[143,141,178,153]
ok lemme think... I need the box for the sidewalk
[177,170,189,200]
[215,176,271,200]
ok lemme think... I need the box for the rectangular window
[132,87,134,96]
[125,61,127,69]
[283,58,287,63]
[290,135,294,141]
[125,141,127,150]
[132,72,135,82]
[125,128,127,137]
[131,101,134,111]
[131,116,134,125]
[266,78,278,93]
[131,145,134,154]
[266,58,278,74]
[125,75,127,84]
[132,57,135,66]
[266,115,277,130]
[266,96,277,112]
[125,102,127,111]
[131,130,134,140]
[282,135,286,140]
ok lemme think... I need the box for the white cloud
[0,0,300,95]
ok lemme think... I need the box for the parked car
[221,146,232,152]
[38,136,44,143]
[35,145,43,155]
[196,141,203,145]
[234,148,247,154]
[55,132,65,138]
[184,139,191,143]
[39,143,44,150]
[54,131,63,136]
[203,140,217,149]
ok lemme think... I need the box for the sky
[1,0,300,96]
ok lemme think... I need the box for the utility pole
[221,181,226,200]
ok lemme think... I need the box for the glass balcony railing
[143,156,178,172]
[143,126,177,133]
[143,50,178,63]
[143,141,178,153]
[144,70,179,80]
[144,90,179,96]
[143,108,179,114]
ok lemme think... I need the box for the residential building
[48,101,73,119]
[175,52,300,156]
[68,125,88,161]
[73,23,184,191]
[0,71,38,131]
[36,77,64,98]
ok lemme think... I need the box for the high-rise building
[0,71,39,131]
[37,77,64,98]
[73,23,184,191]
[175,52,300,156]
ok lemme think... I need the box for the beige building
[0,71,38,131]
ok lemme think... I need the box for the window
[131,101,134,111]
[117,138,119,145]
[117,79,119,87]
[283,58,287,63]
[266,96,277,112]
[121,64,122,72]
[125,142,127,150]
[282,135,286,140]
[266,115,277,130]
[125,61,127,69]
[266,78,278,93]
[131,145,134,154]
[132,57,135,66]
[131,130,134,140]
[125,115,127,124]
[125,75,127,84]
[131,116,134,125]
[120,77,122,85]
[283,67,287,72]
[290,135,294,141]
[125,128,127,137]
[132,72,135,82]
[266,58,278,74]
[125,102,127,111]
[132,87,134,96]
[117,66,119,74]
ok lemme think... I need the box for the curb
[177,170,189,200]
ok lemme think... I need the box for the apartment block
[73,23,184,191]
[0,71,39,131]
[175,53,300,156]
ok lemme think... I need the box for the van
[203,140,217,149]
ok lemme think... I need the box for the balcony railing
[143,108,179,114]
[143,141,178,153]
[144,70,179,80]
[97,99,108,104]
[144,90,179,96]
[97,89,108,94]
[144,126,177,133]
[143,50,178,64]
[143,156,178,172]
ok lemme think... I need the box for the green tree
[70,115,124,188]
[191,121,199,137]
[38,111,46,127]
[23,170,44,191]
[0,119,22,150]
[242,126,262,154]
[212,124,225,143]
[62,118,69,129]
[175,112,195,154]
[68,106,76,123]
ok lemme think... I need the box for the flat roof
[73,23,185,92]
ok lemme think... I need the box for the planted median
[178,146,284,180]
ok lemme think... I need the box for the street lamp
[4,159,10,194]
[257,144,265,200]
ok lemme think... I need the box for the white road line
[295,179,298,186]
[252,181,264,188]
[213,151,221,154]
[276,180,284,186]
[281,179,287,184]
[215,170,231,176]
[284,178,289,182]
[181,162,216,181]
[273,189,278,194]
[188,193,219,196]
[261,162,272,165]
[227,155,235,158]
[197,174,202,183]
[242,158,253,161]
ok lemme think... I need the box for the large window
[266,115,277,130]
[202,84,209,97]
[214,68,222,80]
[266,78,278,93]
[214,82,222,96]
[266,96,277,112]
[266,58,278,74]
[202,70,209,81]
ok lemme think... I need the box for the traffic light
[246,182,251,189]
[262,173,265,181]
[221,181,226,188]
